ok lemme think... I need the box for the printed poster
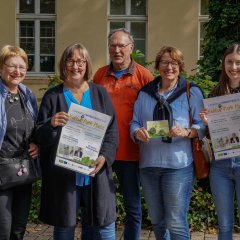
[203,93,240,160]
[55,103,111,175]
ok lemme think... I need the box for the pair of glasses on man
[66,59,87,67]
[4,63,27,73]
[108,42,132,50]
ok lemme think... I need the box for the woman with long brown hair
[200,43,240,240]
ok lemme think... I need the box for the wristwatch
[185,128,191,137]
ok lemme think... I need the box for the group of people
[0,28,239,240]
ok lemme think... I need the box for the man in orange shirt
[93,28,153,240]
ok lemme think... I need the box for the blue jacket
[0,79,38,149]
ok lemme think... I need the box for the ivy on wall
[198,0,240,81]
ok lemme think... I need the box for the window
[108,0,147,63]
[198,0,209,58]
[17,0,56,74]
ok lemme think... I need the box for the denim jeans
[0,184,32,240]
[113,161,141,240]
[53,186,116,240]
[210,157,240,240]
[140,163,194,240]
[53,222,115,240]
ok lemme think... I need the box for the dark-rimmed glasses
[66,59,87,67]
[159,60,179,68]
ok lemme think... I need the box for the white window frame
[198,0,209,59]
[16,0,56,76]
[107,0,148,62]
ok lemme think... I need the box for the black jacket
[35,82,118,227]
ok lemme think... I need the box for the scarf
[140,76,195,143]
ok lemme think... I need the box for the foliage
[131,49,145,65]
[28,180,41,223]
[197,0,240,81]
[186,72,216,97]
[188,180,217,232]
[39,74,62,92]
[28,175,239,232]
[131,49,156,74]
[113,173,151,227]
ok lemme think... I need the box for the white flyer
[55,103,111,175]
[203,93,240,160]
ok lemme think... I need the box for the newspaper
[203,93,240,160]
[55,103,111,175]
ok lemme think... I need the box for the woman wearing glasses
[130,46,205,240]
[0,45,38,239]
[35,43,118,240]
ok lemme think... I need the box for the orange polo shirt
[93,61,153,161]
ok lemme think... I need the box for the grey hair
[108,28,134,44]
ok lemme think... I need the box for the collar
[0,78,28,96]
[105,60,136,77]
[0,79,8,97]
[141,75,188,104]
[229,86,240,94]
[159,81,178,100]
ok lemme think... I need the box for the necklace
[229,86,240,94]
[7,92,19,103]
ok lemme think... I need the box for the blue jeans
[113,161,141,240]
[53,186,115,240]
[140,163,194,240]
[210,157,240,240]
[53,222,115,240]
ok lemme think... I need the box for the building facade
[0,0,208,98]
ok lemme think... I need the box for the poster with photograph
[203,93,240,160]
[55,103,111,175]
[146,120,169,138]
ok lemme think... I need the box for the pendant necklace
[7,92,20,103]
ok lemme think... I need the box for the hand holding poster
[55,103,111,175]
[203,93,240,160]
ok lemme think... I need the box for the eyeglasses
[109,43,132,50]
[66,59,87,67]
[4,63,27,73]
[159,60,179,68]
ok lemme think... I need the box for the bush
[29,180,41,223]
[197,0,240,81]
[186,73,216,98]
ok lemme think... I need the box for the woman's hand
[28,143,38,160]
[199,108,209,125]
[51,112,69,128]
[134,128,150,142]
[169,125,189,138]
[90,155,106,176]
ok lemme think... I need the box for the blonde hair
[0,45,28,68]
